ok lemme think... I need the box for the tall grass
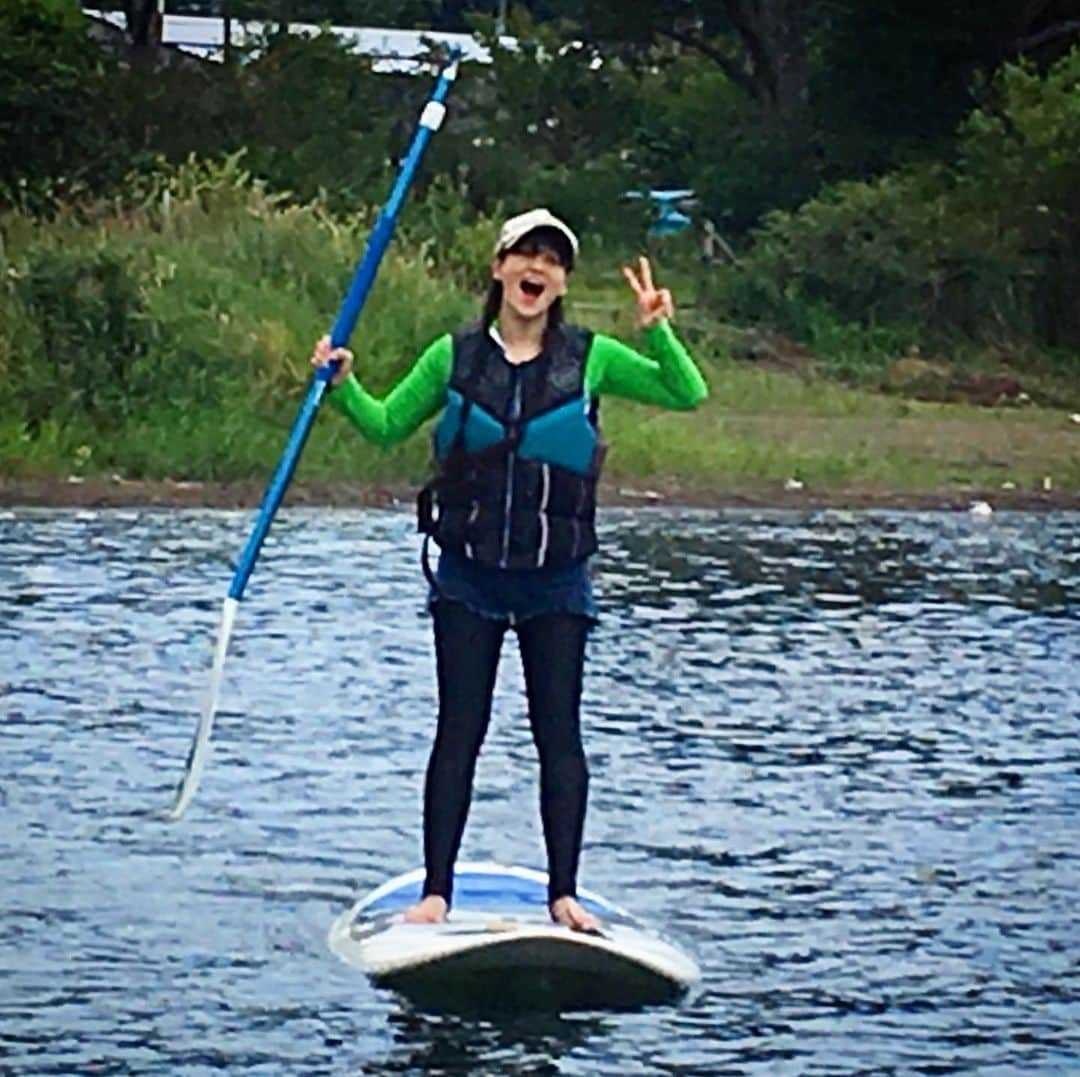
[0,158,476,479]
[1,158,1075,495]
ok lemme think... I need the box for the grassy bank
[1,161,1077,502]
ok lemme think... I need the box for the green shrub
[0,0,132,212]
[957,48,1080,347]
[9,245,157,429]
[710,46,1080,362]
[0,155,479,478]
[238,29,399,210]
[397,174,500,292]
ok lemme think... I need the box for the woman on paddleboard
[312,209,707,932]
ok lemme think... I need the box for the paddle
[165,49,461,821]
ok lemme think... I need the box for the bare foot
[403,894,448,924]
[550,896,601,933]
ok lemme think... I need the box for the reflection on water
[382,1009,610,1076]
[1,507,1077,1074]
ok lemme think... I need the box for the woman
[312,208,707,932]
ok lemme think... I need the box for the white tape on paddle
[165,595,239,820]
[420,102,447,131]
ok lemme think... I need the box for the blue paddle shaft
[226,55,459,602]
[330,65,457,349]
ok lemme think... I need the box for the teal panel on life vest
[518,397,597,475]
[433,389,465,459]
[464,401,505,453]
[435,390,506,458]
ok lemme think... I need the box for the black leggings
[422,599,590,908]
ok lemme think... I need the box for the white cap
[494,208,579,261]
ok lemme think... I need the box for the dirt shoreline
[2,475,1076,512]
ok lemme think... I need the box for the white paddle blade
[165,596,239,821]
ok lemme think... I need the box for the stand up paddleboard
[328,862,699,1012]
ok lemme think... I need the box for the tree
[0,0,134,208]
[815,0,1080,175]
[573,0,815,131]
[123,0,162,54]
[995,0,1080,65]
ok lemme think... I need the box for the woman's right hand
[310,334,354,388]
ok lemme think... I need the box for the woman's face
[491,243,569,322]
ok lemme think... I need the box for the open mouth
[520,280,545,299]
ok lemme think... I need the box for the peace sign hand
[622,256,674,329]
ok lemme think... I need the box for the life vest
[417,320,606,570]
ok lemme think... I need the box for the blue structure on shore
[623,189,697,237]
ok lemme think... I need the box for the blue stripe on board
[361,869,621,919]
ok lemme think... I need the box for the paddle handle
[226,52,460,603]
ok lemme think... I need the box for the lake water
[2,507,1078,1075]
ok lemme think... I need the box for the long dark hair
[481,225,574,336]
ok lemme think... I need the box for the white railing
[83,9,509,70]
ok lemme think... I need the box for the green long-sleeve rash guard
[327,318,708,447]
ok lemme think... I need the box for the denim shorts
[428,547,598,626]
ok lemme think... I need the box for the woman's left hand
[622,256,674,328]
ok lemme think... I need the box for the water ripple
[1,507,1077,1074]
